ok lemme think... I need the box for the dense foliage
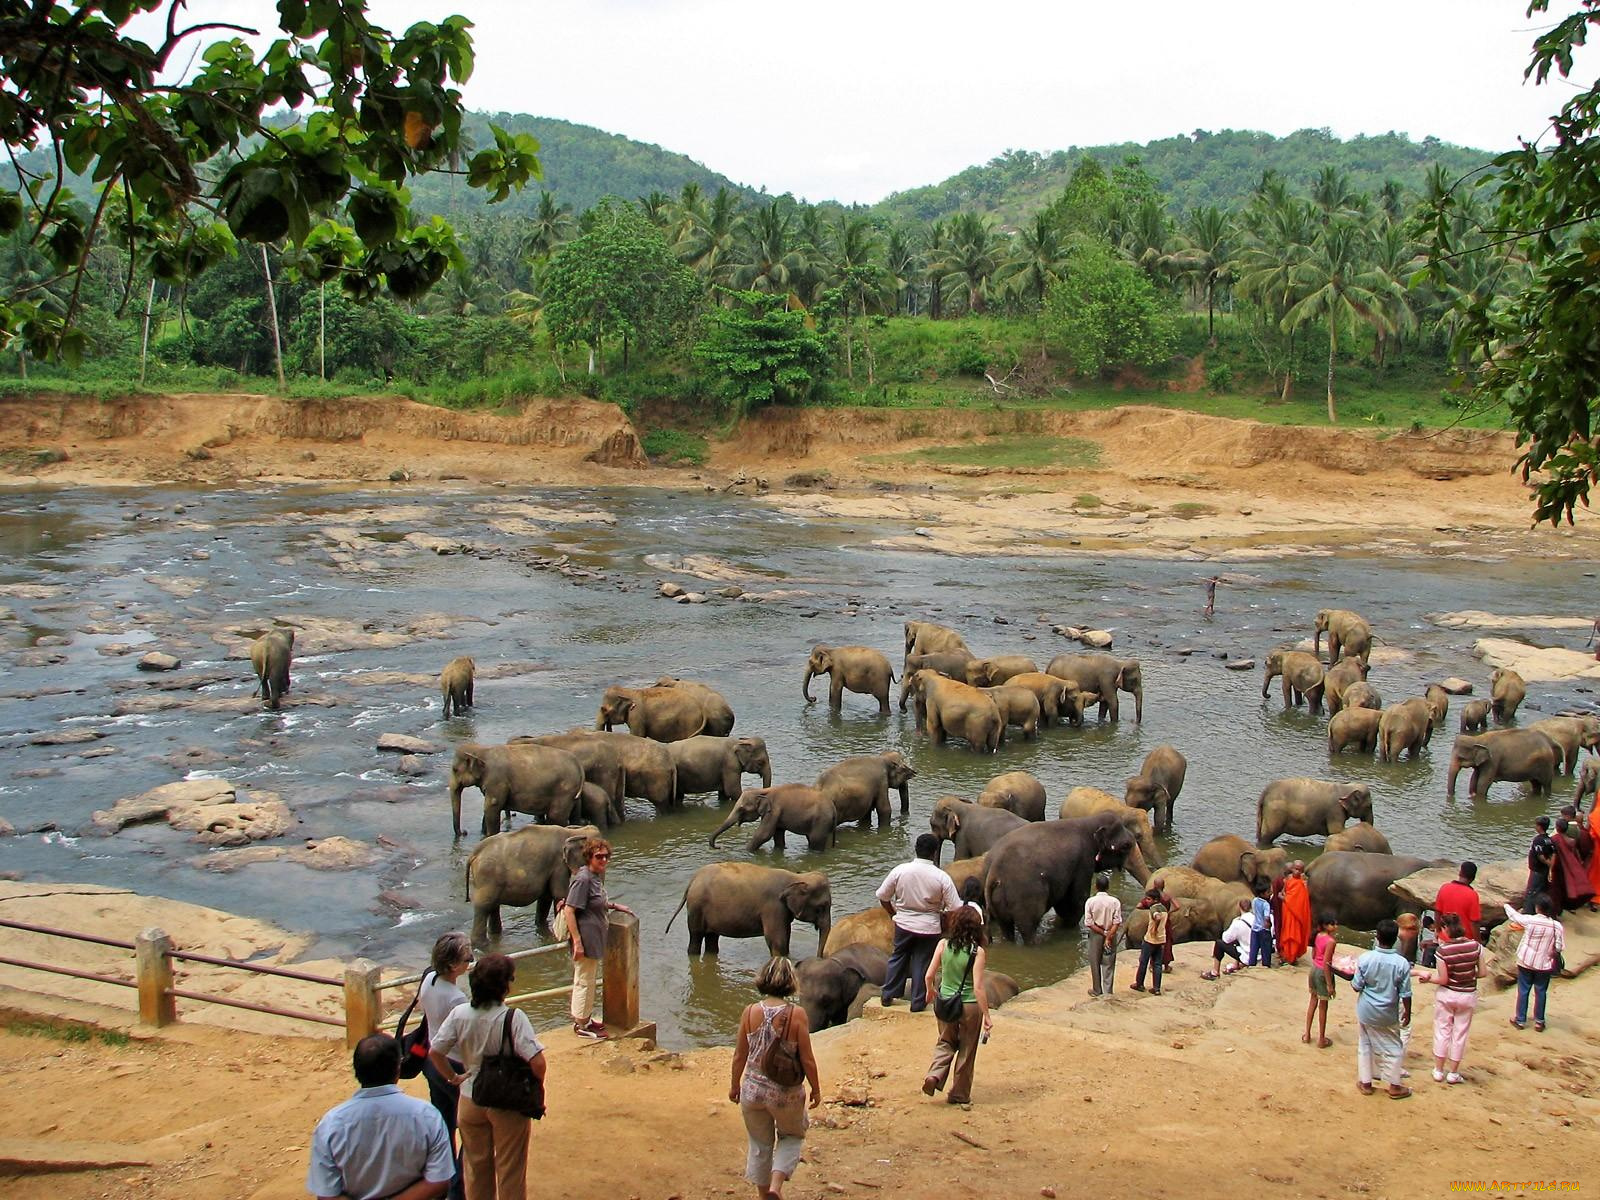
[693,290,832,417]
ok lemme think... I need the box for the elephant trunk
[594,708,609,731]
[1132,685,1144,725]
[814,913,832,956]
[1446,752,1464,799]
[801,666,816,704]
[1124,844,1153,885]
[450,785,463,838]
[896,783,910,813]
[760,762,772,788]
[708,809,743,848]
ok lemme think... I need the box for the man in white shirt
[877,833,961,1011]
[1202,899,1254,980]
[1082,874,1122,996]
[307,1034,453,1200]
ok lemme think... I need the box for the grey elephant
[667,861,832,957]
[516,731,629,824]
[1261,648,1326,713]
[904,620,971,663]
[1328,708,1382,755]
[1306,851,1437,931]
[575,782,613,829]
[802,645,895,714]
[440,656,474,718]
[978,771,1046,822]
[1342,681,1382,711]
[465,823,598,945]
[1045,653,1143,723]
[898,650,976,711]
[908,669,1002,752]
[667,735,772,804]
[983,684,1040,741]
[250,628,294,710]
[815,751,915,828]
[1323,823,1394,854]
[1579,758,1599,806]
[1323,657,1369,715]
[964,655,1039,687]
[709,784,837,852]
[1377,697,1434,762]
[652,677,737,736]
[1004,671,1089,727]
[1189,834,1289,887]
[1124,744,1186,833]
[1446,728,1558,800]
[1056,787,1162,871]
[1490,668,1526,723]
[796,944,888,1031]
[983,812,1144,943]
[1314,608,1373,665]
[929,794,1028,860]
[584,730,678,812]
[1255,777,1374,847]
[1459,699,1492,734]
[596,684,716,742]
[1528,715,1600,774]
[1425,684,1450,728]
[448,742,586,838]
[1123,866,1252,945]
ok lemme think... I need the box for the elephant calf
[1261,649,1325,713]
[440,656,474,718]
[1124,744,1186,833]
[1328,707,1381,755]
[983,684,1040,741]
[668,861,832,958]
[465,823,599,946]
[1490,667,1526,723]
[964,655,1039,688]
[815,751,915,828]
[710,784,838,852]
[1459,699,1491,734]
[803,645,895,714]
[797,944,889,1031]
[250,628,294,710]
[1255,777,1373,847]
[668,734,772,804]
[930,794,1028,861]
[979,771,1046,822]
[1190,834,1289,888]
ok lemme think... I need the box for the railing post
[602,911,639,1032]
[135,927,177,1027]
[343,959,382,1049]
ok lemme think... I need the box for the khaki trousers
[925,1001,982,1103]
[457,1092,529,1200]
[570,954,600,1023]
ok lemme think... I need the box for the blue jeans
[1135,941,1164,991]
[1515,967,1551,1025]
[882,925,940,1010]
[1249,928,1273,967]
[422,1054,465,1200]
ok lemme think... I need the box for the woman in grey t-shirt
[566,837,633,1039]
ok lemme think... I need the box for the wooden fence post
[602,911,639,1032]
[343,959,382,1049]
[135,927,176,1027]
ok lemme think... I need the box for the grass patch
[1169,501,1219,520]
[1074,493,1102,508]
[640,428,708,467]
[880,435,1101,471]
[6,1018,128,1046]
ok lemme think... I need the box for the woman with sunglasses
[566,837,633,1039]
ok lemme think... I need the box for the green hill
[871,128,1492,226]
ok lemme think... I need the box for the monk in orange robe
[1277,860,1312,964]
[1587,798,1600,910]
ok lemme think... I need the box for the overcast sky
[159,0,1591,203]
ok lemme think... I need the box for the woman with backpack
[729,957,820,1200]
[921,904,992,1106]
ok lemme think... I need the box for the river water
[0,485,1591,1048]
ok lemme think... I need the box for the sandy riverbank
[0,884,1596,1198]
[1,392,1595,561]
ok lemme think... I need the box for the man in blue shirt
[308,1033,454,1200]
[1248,881,1274,967]
[1350,918,1414,1099]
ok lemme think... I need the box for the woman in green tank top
[920,905,991,1106]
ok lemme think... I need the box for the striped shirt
[1434,938,1481,992]
[1504,905,1565,973]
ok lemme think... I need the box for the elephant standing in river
[984,812,1143,943]
[1323,658,1368,715]
[465,823,598,945]
[667,735,772,804]
[1528,715,1600,774]
[1377,697,1434,762]
[898,651,975,712]
[448,742,586,837]
[517,731,629,824]
[1261,649,1326,713]
[1004,672,1088,727]
[1328,708,1382,755]
[964,656,1039,687]
[250,628,294,710]
[1323,824,1394,854]
[1490,668,1526,723]
[667,862,832,957]
[1342,682,1382,712]
[1446,729,1558,800]
[582,730,678,812]
[802,645,895,714]
[983,684,1041,741]
[1190,834,1289,888]
[709,784,837,852]
[904,620,971,663]
[815,751,915,827]
[908,670,1002,752]
[1314,608,1373,665]
[1306,851,1437,931]
[653,677,736,735]
[1056,787,1162,871]
[930,795,1029,860]
[440,656,474,718]
[979,771,1047,822]
[1256,778,1373,846]
[1124,744,1186,833]
[597,684,721,742]
[1459,699,1491,733]
[1045,653,1143,723]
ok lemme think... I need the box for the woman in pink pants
[1424,912,1484,1084]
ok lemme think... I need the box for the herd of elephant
[244,606,1592,1029]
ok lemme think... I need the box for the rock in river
[376,733,441,755]
[137,651,182,672]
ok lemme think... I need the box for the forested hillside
[873,129,1490,225]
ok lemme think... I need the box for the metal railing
[0,909,644,1045]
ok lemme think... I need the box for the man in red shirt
[1435,861,1484,943]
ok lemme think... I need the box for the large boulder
[1388,861,1526,916]
[92,779,295,846]
[1483,908,1600,985]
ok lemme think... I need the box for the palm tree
[678,186,739,288]
[1367,219,1419,367]
[1168,205,1233,339]
[1119,197,1173,281]
[941,212,1000,315]
[924,220,951,319]
[883,226,921,315]
[731,202,803,299]
[672,182,706,246]
[829,214,883,381]
[998,211,1064,308]
[522,192,574,265]
[1235,190,1318,399]
[637,190,673,229]
[1311,167,1361,225]
[1281,218,1405,423]
[422,266,496,318]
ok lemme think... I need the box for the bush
[640,428,708,466]
[1205,363,1233,393]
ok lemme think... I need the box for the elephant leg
[705,932,720,954]
[1308,685,1324,715]
[763,915,791,959]
[876,790,890,828]
[829,676,844,713]
[536,897,553,930]
[808,830,830,851]
[471,908,490,946]
[488,906,502,939]
[875,681,890,715]
[687,915,706,955]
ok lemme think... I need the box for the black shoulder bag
[394,970,432,1080]
[933,948,976,1022]
[472,1010,545,1120]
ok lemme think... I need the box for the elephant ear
[561,836,588,872]
[755,790,774,816]
[1239,850,1258,878]
[782,882,810,918]
[1091,823,1115,849]
[945,807,961,831]
[458,747,487,772]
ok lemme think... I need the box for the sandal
[1387,1086,1413,1100]
[1201,971,1219,981]
[1356,1082,1375,1095]
[1318,1037,1333,1049]
[1535,1021,1546,1032]
[1509,1019,1526,1031]
[1301,1033,1312,1044]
